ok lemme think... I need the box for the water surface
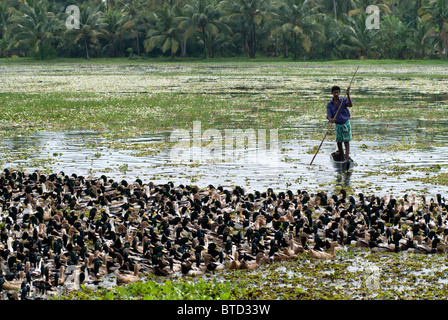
[2,119,448,197]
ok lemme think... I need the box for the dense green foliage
[1,0,447,60]
[56,277,246,300]
[55,249,448,300]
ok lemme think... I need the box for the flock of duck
[0,168,447,299]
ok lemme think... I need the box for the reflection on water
[1,119,448,197]
[335,169,353,189]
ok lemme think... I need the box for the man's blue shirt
[327,97,350,124]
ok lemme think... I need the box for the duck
[4,167,448,300]
[309,242,338,260]
[56,266,66,286]
[239,252,267,270]
[228,249,241,270]
[184,251,207,276]
[115,263,141,285]
[1,276,23,291]
[355,232,372,248]
[407,235,443,254]
[180,258,195,275]
[283,238,304,257]
[203,252,225,273]
[186,263,205,276]
[370,241,397,253]
[270,248,292,262]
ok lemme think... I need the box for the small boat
[330,151,354,170]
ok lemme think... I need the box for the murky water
[2,118,448,197]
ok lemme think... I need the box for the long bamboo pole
[309,66,359,165]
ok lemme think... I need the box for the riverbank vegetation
[1,0,448,60]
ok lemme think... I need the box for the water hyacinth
[1,61,448,99]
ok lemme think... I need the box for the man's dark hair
[331,86,340,93]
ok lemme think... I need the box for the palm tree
[320,0,356,20]
[116,0,148,56]
[271,0,324,59]
[102,9,129,57]
[407,16,432,58]
[341,11,378,58]
[391,0,422,26]
[182,0,231,58]
[374,14,409,58]
[144,4,186,58]
[219,1,250,56]
[318,14,352,59]
[420,0,448,56]
[219,0,272,58]
[6,0,63,57]
[342,0,393,58]
[182,0,212,58]
[105,0,116,10]
[65,2,106,59]
[211,27,236,56]
[177,4,196,57]
[0,3,10,56]
[345,0,393,22]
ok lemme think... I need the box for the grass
[0,91,297,138]
[56,276,245,300]
[1,58,447,139]
[2,56,447,64]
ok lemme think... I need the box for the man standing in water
[326,85,353,161]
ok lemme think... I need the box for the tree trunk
[84,37,89,60]
[136,31,141,56]
[283,34,288,58]
[242,33,247,57]
[250,23,256,58]
[293,33,298,60]
[181,37,187,57]
[119,37,124,57]
[274,36,279,57]
[109,35,115,57]
[253,25,257,56]
[107,0,114,10]
[333,0,337,21]
[211,35,215,58]
[445,36,448,57]
[440,24,448,57]
[202,25,207,58]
